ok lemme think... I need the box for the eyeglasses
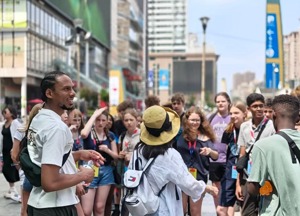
[250,104,264,110]
[188,119,200,123]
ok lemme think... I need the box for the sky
[188,0,300,92]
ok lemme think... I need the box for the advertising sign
[46,0,111,48]
[265,0,284,89]
[265,14,278,58]
[159,69,169,90]
[148,70,154,88]
[0,33,27,77]
[0,0,27,28]
[266,63,280,89]
[109,76,120,106]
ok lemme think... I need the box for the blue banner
[148,70,154,88]
[266,63,280,89]
[266,13,278,58]
[159,69,169,90]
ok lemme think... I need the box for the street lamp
[73,18,83,109]
[200,16,209,107]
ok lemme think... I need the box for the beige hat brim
[140,108,180,146]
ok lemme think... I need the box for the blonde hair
[18,103,43,132]
[68,108,85,131]
[225,101,247,133]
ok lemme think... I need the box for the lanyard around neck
[188,140,197,155]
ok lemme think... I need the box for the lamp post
[200,16,209,108]
[73,18,83,109]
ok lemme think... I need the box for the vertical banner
[265,0,284,89]
[148,70,154,88]
[109,70,125,116]
[159,69,169,90]
[109,76,120,106]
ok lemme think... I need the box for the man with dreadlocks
[247,94,300,216]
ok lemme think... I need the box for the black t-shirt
[176,134,216,179]
[114,119,127,137]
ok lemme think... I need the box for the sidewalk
[0,173,21,216]
[0,173,240,216]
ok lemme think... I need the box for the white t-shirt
[27,108,78,208]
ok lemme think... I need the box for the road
[0,173,240,216]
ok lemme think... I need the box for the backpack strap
[277,131,300,164]
[247,118,269,155]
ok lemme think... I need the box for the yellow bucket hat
[140,106,180,146]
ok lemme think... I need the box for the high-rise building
[147,0,187,53]
[110,0,144,111]
[284,30,300,88]
[0,0,111,117]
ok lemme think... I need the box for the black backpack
[19,123,70,187]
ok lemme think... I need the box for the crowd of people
[0,70,300,216]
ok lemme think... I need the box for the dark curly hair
[183,107,216,142]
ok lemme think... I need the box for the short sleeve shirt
[237,117,275,152]
[27,109,78,208]
[248,129,300,216]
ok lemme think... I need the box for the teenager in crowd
[129,105,218,215]
[171,92,185,124]
[117,108,141,216]
[177,106,218,216]
[68,109,85,151]
[263,98,274,120]
[208,92,232,208]
[217,102,247,216]
[236,93,275,216]
[81,107,118,216]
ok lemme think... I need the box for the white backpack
[123,150,165,216]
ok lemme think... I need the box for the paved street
[0,173,240,216]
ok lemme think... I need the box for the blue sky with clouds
[188,0,300,91]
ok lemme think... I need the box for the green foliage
[100,89,109,102]
[80,87,98,109]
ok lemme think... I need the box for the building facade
[0,0,110,116]
[284,30,300,88]
[147,0,187,53]
[109,0,144,111]
[148,51,219,105]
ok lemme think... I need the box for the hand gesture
[99,145,109,153]
[93,107,107,118]
[200,147,211,156]
[205,185,219,197]
[69,125,78,132]
[79,150,105,167]
[118,151,126,159]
